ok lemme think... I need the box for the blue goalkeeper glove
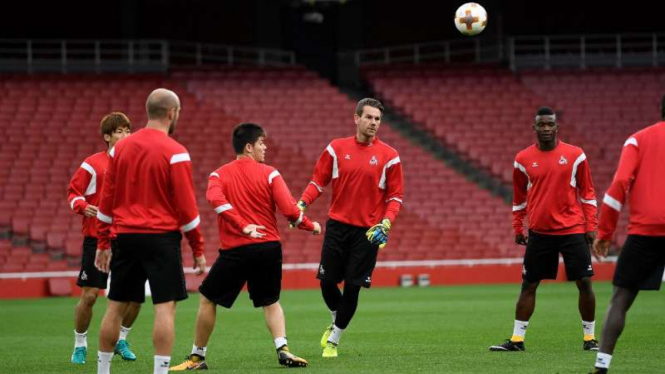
[366,218,391,248]
[288,200,308,229]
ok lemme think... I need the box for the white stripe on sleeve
[268,170,281,185]
[96,211,113,224]
[170,153,191,165]
[80,162,97,196]
[214,204,233,214]
[181,215,201,232]
[379,156,401,190]
[623,137,638,148]
[512,202,527,211]
[603,194,622,212]
[326,144,339,179]
[570,153,587,188]
[70,196,85,210]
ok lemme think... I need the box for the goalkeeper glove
[289,200,308,229]
[366,218,391,248]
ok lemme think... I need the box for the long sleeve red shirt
[512,141,598,236]
[598,122,665,240]
[300,136,404,228]
[67,151,109,238]
[96,128,204,256]
[207,157,315,249]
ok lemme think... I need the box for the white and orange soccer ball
[454,2,488,36]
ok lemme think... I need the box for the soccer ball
[454,3,487,36]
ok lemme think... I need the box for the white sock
[119,326,131,341]
[583,320,596,339]
[331,310,337,324]
[191,344,207,358]
[274,337,288,349]
[154,355,171,374]
[595,352,612,369]
[74,330,88,348]
[97,351,113,374]
[328,324,345,345]
[511,320,529,342]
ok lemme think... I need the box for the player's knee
[80,289,99,307]
[320,280,338,291]
[576,277,594,293]
[520,280,539,294]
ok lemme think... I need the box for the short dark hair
[355,98,384,117]
[232,123,266,154]
[100,112,131,145]
[535,106,557,124]
[536,106,555,116]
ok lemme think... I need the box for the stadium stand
[0,67,516,273]
[364,64,665,248]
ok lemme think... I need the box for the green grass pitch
[0,282,663,373]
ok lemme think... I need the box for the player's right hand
[592,238,611,262]
[312,221,321,235]
[94,249,112,273]
[84,205,98,218]
[193,255,207,275]
[243,224,266,238]
[515,233,528,246]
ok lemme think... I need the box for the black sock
[333,284,361,329]
[320,280,342,312]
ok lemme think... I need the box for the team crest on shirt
[559,155,568,165]
[532,162,538,168]
[369,155,378,166]
[345,154,351,160]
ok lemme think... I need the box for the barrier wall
[0,259,619,299]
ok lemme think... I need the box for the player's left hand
[585,231,597,247]
[289,201,308,229]
[94,249,112,274]
[84,205,98,218]
[592,238,611,262]
[193,255,207,275]
[366,218,391,249]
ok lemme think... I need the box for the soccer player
[296,98,404,358]
[170,123,320,371]
[94,89,207,374]
[490,106,600,352]
[67,112,140,364]
[589,99,665,374]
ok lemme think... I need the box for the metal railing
[0,39,297,73]
[350,33,665,70]
[351,37,504,66]
[508,33,665,70]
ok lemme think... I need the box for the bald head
[146,88,180,120]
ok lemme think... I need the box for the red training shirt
[300,136,404,228]
[598,122,665,240]
[513,141,598,236]
[67,151,109,238]
[96,127,204,257]
[207,157,315,249]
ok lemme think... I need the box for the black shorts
[522,231,594,283]
[199,241,282,309]
[76,236,109,289]
[108,232,187,305]
[613,235,665,291]
[316,219,380,288]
